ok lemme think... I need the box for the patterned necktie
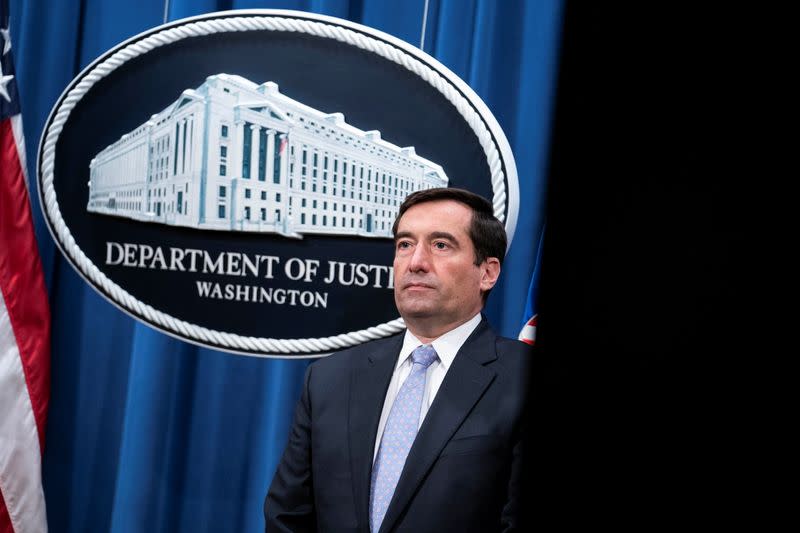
[369,344,438,533]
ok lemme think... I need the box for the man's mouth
[404,282,435,290]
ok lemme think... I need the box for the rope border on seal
[39,14,508,356]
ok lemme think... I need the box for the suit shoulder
[495,335,534,357]
[493,335,533,373]
[491,336,532,400]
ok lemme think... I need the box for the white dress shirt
[372,313,483,462]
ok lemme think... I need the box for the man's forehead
[397,200,472,234]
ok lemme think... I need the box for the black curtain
[526,3,754,526]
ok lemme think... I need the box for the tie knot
[411,344,438,368]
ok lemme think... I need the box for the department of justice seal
[37,10,519,357]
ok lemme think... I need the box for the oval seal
[37,9,519,357]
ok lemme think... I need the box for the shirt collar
[396,313,483,372]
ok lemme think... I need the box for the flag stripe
[0,492,13,533]
[0,114,49,532]
[9,116,26,182]
[0,118,50,446]
[0,291,47,533]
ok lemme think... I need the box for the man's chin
[396,303,437,319]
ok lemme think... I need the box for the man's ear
[479,257,501,293]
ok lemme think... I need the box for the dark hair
[391,187,507,266]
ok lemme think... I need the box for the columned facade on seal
[87,73,449,238]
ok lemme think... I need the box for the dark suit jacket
[265,318,530,532]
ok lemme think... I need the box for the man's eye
[433,242,448,250]
[397,241,412,249]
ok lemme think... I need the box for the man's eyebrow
[430,231,458,243]
[395,231,459,242]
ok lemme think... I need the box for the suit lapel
[379,320,497,533]
[349,335,402,532]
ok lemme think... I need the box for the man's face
[393,200,499,330]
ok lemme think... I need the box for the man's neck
[409,331,440,345]
[404,314,480,345]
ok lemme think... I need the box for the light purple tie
[369,344,438,532]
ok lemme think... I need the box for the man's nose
[408,243,431,272]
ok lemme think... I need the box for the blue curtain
[8,1,562,531]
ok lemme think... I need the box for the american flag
[519,230,543,346]
[519,314,537,346]
[0,1,50,531]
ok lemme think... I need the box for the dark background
[525,3,755,526]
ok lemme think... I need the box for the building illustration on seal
[86,73,449,238]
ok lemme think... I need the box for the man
[265,188,530,532]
